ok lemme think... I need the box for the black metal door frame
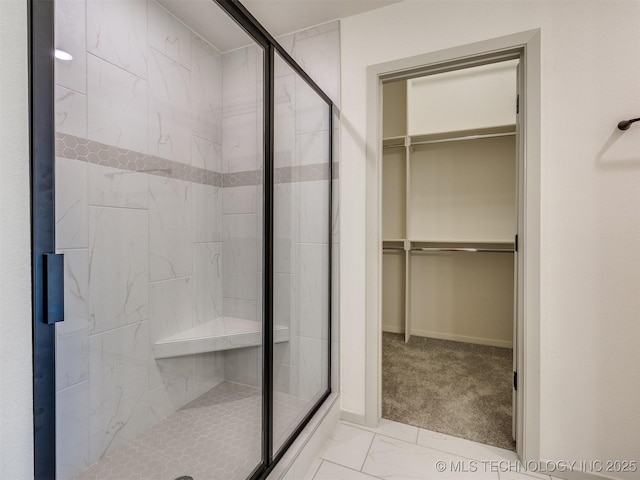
[29,0,56,478]
[29,0,333,478]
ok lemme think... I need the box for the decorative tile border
[223,170,263,187]
[55,133,338,187]
[275,163,330,184]
[55,133,223,187]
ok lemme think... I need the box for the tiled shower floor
[77,382,308,480]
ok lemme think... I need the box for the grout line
[222,295,257,303]
[88,319,148,338]
[55,379,89,396]
[87,204,149,212]
[361,428,477,467]
[86,51,148,82]
[294,334,330,342]
[191,131,223,148]
[55,83,87,97]
[152,0,224,56]
[84,0,88,96]
[221,108,260,121]
[276,19,339,43]
[338,420,373,434]
[411,427,516,464]
[321,459,385,479]
[296,128,333,136]
[148,275,193,286]
[56,246,89,252]
[148,44,190,73]
[342,419,482,459]
[221,212,258,217]
[87,202,149,211]
[359,431,376,472]
[309,458,324,479]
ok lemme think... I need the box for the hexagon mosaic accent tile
[56,133,223,188]
[55,133,335,188]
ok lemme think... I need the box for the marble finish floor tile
[343,418,419,444]
[417,428,518,462]
[306,422,565,480]
[314,460,381,480]
[318,423,375,471]
[499,472,552,480]
[362,434,498,480]
[76,382,307,480]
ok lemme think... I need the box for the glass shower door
[54,0,264,478]
[272,51,331,454]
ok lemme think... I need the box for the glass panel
[54,0,264,478]
[273,52,331,454]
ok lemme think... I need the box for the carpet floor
[382,332,515,451]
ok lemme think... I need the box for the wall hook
[617,117,640,131]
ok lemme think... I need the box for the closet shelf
[409,239,514,245]
[411,241,514,253]
[382,239,514,246]
[154,317,289,359]
[410,125,515,144]
[382,239,515,254]
[411,247,513,254]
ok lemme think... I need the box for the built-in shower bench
[154,317,289,359]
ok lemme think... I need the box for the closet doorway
[380,58,520,450]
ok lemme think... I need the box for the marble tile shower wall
[54,0,225,477]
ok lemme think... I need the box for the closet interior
[381,59,519,449]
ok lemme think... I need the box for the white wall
[340,0,640,475]
[0,0,34,478]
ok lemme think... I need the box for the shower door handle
[43,253,64,324]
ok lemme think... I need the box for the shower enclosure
[31,0,333,478]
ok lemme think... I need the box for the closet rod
[382,131,515,149]
[411,131,515,146]
[383,248,405,253]
[411,247,513,254]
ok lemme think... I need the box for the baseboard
[410,328,513,349]
[340,409,366,424]
[382,325,404,334]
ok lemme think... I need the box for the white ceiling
[158,0,401,52]
[244,0,402,39]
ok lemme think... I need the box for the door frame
[364,30,541,462]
